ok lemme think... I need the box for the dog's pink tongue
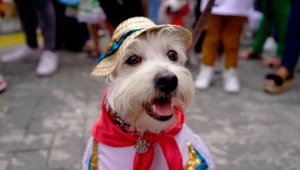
[153,101,173,116]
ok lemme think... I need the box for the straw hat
[91,17,192,76]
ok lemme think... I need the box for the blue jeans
[281,0,300,70]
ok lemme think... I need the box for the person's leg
[222,16,247,69]
[251,0,273,54]
[239,0,273,59]
[14,0,38,48]
[33,0,56,51]
[260,0,290,68]
[87,24,101,58]
[195,14,222,90]
[281,5,300,71]
[259,0,288,68]
[104,19,115,36]
[1,0,41,63]
[52,0,66,50]
[272,0,290,59]
[33,0,58,76]
[222,15,247,93]
[201,14,222,66]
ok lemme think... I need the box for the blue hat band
[98,29,143,63]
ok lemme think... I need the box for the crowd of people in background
[0,0,299,95]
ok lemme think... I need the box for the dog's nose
[166,6,172,12]
[155,71,178,93]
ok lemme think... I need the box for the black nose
[166,6,172,12]
[155,71,178,93]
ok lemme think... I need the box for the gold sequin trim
[92,139,98,170]
[184,141,201,170]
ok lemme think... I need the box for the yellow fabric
[0,32,43,47]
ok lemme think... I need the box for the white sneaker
[36,51,59,76]
[195,65,214,90]
[1,45,41,63]
[223,68,240,93]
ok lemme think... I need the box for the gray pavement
[0,39,300,170]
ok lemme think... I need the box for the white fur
[106,28,195,134]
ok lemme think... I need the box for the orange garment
[201,14,247,69]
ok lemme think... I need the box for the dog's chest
[98,131,188,169]
[82,125,213,170]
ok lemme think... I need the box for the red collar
[92,89,184,170]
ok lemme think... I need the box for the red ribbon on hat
[166,4,190,26]
[92,89,184,170]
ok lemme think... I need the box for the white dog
[158,0,192,29]
[82,17,215,170]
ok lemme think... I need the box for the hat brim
[91,25,192,77]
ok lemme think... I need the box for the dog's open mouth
[144,97,174,121]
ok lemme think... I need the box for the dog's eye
[126,55,141,65]
[167,50,178,62]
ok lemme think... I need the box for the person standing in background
[1,0,58,76]
[195,0,254,93]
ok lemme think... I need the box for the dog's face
[106,27,194,134]
[163,0,188,13]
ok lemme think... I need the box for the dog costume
[82,17,215,170]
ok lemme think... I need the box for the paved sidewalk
[0,44,300,170]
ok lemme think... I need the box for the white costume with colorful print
[82,125,215,170]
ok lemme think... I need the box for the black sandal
[264,70,294,94]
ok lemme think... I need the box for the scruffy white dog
[158,0,192,29]
[82,17,214,170]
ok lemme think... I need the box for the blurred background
[0,0,300,170]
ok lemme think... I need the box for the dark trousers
[53,0,89,51]
[281,0,300,70]
[14,0,56,51]
[98,0,144,28]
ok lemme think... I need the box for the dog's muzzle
[142,71,178,122]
